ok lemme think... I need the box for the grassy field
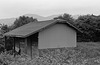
[1,42,100,65]
[77,42,100,49]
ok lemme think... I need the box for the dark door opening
[30,32,39,56]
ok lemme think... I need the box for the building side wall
[39,23,76,49]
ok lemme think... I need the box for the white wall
[39,23,76,49]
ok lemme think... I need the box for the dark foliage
[1,25,9,34]
[54,13,74,25]
[76,14,100,42]
[11,16,37,30]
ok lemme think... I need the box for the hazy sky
[0,0,100,19]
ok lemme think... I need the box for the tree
[54,13,75,26]
[54,13,74,21]
[11,16,37,29]
[76,14,100,42]
[1,24,9,34]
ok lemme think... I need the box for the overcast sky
[0,0,100,19]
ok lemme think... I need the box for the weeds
[1,43,100,65]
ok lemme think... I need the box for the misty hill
[0,18,16,26]
[0,14,79,26]
[24,14,59,21]
[0,14,59,26]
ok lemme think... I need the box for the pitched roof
[4,19,82,38]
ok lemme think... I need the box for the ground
[1,42,100,65]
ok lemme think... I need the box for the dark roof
[4,19,82,38]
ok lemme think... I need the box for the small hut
[4,19,81,58]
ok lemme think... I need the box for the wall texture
[39,23,76,49]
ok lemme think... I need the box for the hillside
[0,14,79,26]
[0,18,16,26]
[0,14,59,26]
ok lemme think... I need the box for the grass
[77,42,100,49]
[1,42,100,65]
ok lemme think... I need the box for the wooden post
[13,37,15,57]
[4,36,7,51]
[25,38,28,54]
[18,38,21,55]
[19,38,21,55]
[30,38,32,59]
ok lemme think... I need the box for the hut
[4,19,81,57]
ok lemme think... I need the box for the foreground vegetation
[0,42,100,65]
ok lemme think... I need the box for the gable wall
[38,23,76,49]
